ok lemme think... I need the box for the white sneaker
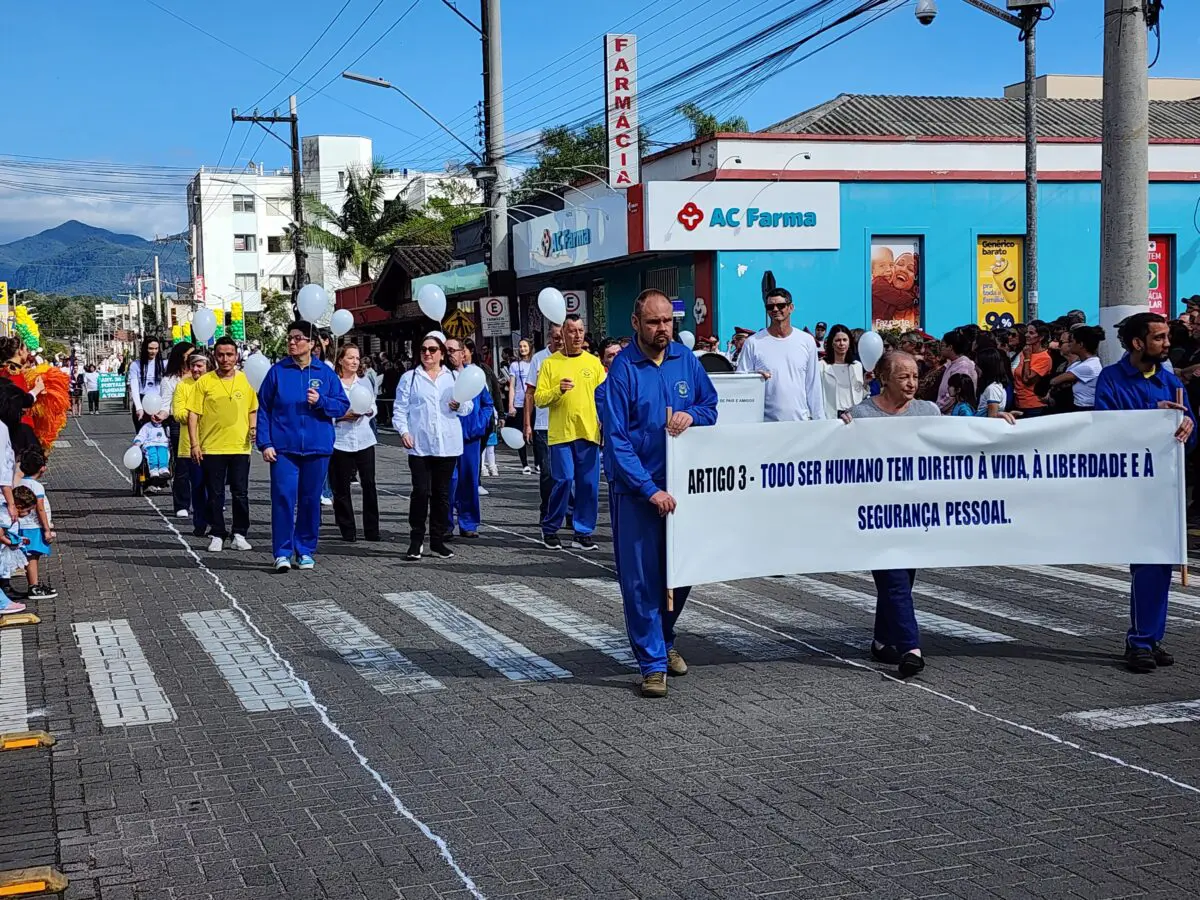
[208,536,223,553]
[321,496,333,507]
[274,556,291,572]
[175,509,190,519]
[490,466,500,477]
[522,466,532,475]
[230,534,252,551]
[478,486,490,496]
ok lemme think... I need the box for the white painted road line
[286,600,444,695]
[699,582,873,649]
[783,575,1015,644]
[1016,565,1200,615]
[572,578,800,661]
[1062,699,1200,731]
[181,609,310,712]
[385,591,571,681]
[840,571,1096,637]
[72,619,177,727]
[0,630,26,732]
[478,583,637,668]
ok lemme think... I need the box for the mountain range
[0,221,190,297]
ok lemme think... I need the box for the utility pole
[232,96,307,310]
[153,255,163,331]
[135,278,145,338]
[481,0,511,373]
[1098,0,1150,365]
[1020,7,1038,321]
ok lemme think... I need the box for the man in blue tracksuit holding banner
[603,290,718,698]
[256,320,350,573]
[1094,312,1196,673]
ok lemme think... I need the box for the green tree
[677,103,748,139]
[514,123,652,201]
[304,161,421,282]
[248,288,293,359]
[23,292,101,336]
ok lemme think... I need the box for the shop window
[643,266,678,299]
[870,236,922,331]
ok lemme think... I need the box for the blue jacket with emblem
[458,382,495,443]
[602,340,719,501]
[255,356,351,456]
[1094,353,1197,449]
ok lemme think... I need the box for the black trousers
[329,446,380,540]
[202,454,250,539]
[533,429,552,519]
[87,391,99,412]
[505,413,528,467]
[407,455,456,546]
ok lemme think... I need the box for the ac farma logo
[675,200,818,231]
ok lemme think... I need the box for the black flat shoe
[870,643,901,665]
[898,652,925,679]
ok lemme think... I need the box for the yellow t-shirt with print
[534,351,606,445]
[173,376,197,456]
[186,371,259,455]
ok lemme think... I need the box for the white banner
[665,411,1185,588]
[710,373,765,424]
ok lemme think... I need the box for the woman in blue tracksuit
[255,321,350,572]
[1094,313,1197,673]
[452,341,494,539]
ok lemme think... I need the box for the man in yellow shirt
[534,313,605,550]
[187,336,258,554]
[172,351,211,538]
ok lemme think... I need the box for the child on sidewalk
[0,485,35,613]
[19,448,56,601]
[133,418,171,477]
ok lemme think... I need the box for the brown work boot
[640,672,667,698]
[666,648,688,677]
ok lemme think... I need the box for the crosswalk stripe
[72,619,177,727]
[696,582,872,648]
[286,600,443,695]
[1062,699,1200,731]
[782,575,1015,644]
[839,571,1096,637]
[571,578,799,660]
[477,584,637,668]
[1016,565,1200,615]
[0,630,26,732]
[384,591,571,681]
[180,610,310,712]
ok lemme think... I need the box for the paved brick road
[5,411,1200,899]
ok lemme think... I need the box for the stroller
[130,414,174,497]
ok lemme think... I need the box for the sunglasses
[2,361,20,372]
[420,346,440,354]
[764,302,790,312]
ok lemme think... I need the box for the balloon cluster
[13,305,39,351]
[230,302,245,341]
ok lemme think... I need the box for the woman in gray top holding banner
[841,350,939,679]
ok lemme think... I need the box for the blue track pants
[270,452,330,559]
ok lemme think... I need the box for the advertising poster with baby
[870,237,922,330]
[975,236,1024,330]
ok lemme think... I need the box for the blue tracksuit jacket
[255,356,351,456]
[603,340,719,500]
[1094,353,1198,449]
[459,385,495,443]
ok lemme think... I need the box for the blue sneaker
[297,554,315,570]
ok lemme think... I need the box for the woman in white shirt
[506,338,534,473]
[818,324,866,419]
[127,336,165,431]
[330,344,379,543]
[1049,325,1105,411]
[393,335,468,561]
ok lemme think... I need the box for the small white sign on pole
[481,295,509,338]
[709,373,765,424]
[563,290,588,323]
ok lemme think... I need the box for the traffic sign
[481,295,509,338]
[562,290,587,322]
[443,307,475,340]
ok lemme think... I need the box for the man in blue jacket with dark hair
[603,290,718,698]
[1095,312,1196,673]
[256,320,350,572]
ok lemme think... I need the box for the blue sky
[1,0,1197,243]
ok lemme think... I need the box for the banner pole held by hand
[1179,388,1189,587]
[665,405,674,613]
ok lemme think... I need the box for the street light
[341,71,483,164]
[919,0,1052,322]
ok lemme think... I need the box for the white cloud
[0,183,187,245]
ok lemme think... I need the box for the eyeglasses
[286,334,310,343]
[764,302,790,312]
[446,346,463,353]
[420,346,440,354]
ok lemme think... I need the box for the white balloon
[297,284,330,323]
[452,364,486,403]
[537,287,566,325]
[242,352,271,391]
[425,330,446,344]
[858,331,885,371]
[348,383,374,416]
[122,446,143,470]
[678,330,696,350]
[192,308,217,343]
[417,284,447,322]
[499,427,525,450]
[140,391,163,417]
[330,308,354,337]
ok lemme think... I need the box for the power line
[245,0,357,111]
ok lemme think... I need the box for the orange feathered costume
[29,364,71,452]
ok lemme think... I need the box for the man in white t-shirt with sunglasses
[735,287,824,422]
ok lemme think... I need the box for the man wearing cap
[813,321,828,358]
[604,289,718,698]
[728,328,752,364]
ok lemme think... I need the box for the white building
[188,135,480,314]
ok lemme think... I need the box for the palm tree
[677,103,749,140]
[303,161,419,283]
